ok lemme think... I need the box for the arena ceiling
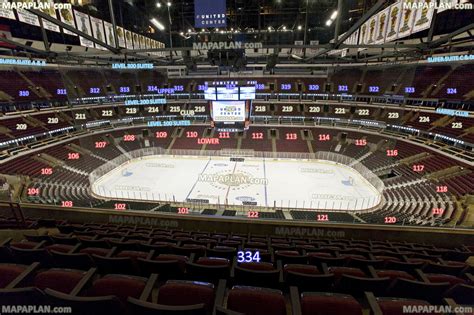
[0,0,473,68]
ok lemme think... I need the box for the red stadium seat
[226,286,286,315]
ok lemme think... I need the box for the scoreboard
[205,86,255,131]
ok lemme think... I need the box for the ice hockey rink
[91,155,382,211]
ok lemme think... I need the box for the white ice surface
[91,155,381,210]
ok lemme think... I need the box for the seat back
[234,265,280,288]
[50,251,94,271]
[389,278,452,303]
[186,262,230,282]
[10,247,53,267]
[87,274,147,303]
[92,255,135,275]
[138,258,185,279]
[339,275,391,296]
[300,292,363,315]
[157,280,215,312]
[46,288,125,315]
[128,297,207,315]
[226,286,286,315]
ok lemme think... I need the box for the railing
[89,148,384,213]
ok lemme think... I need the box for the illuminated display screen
[205,86,255,101]
[212,101,245,122]
[204,87,217,100]
[239,86,256,100]
[216,87,239,101]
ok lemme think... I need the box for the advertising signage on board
[194,0,226,28]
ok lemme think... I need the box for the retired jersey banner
[0,0,16,20]
[16,8,40,27]
[74,10,94,48]
[194,0,226,28]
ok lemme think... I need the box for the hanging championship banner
[366,15,378,44]
[375,7,389,44]
[58,5,76,36]
[347,29,358,46]
[0,0,16,20]
[149,40,156,55]
[139,35,146,49]
[117,26,125,48]
[398,0,417,39]
[359,21,369,45]
[385,2,402,42]
[412,0,435,33]
[74,10,94,48]
[132,32,139,50]
[90,16,106,50]
[104,21,115,47]
[145,37,151,50]
[125,30,133,49]
[37,0,60,32]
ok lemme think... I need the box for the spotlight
[156,2,161,8]
[166,1,171,7]
[150,18,165,31]
[297,25,302,30]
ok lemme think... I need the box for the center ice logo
[198,171,267,189]
[121,169,133,177]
